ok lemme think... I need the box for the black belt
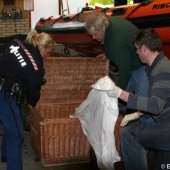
[0,77,20,95]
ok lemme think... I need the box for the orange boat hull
[35,0,170,58]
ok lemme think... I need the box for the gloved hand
[120,112,140,127]
[106,85,122,98]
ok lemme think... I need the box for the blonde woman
[0,30,54,170]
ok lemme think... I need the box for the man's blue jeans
[126,66,148,97]
[121,121,170,170]
[119,66,148,113]
[119,66,154,124]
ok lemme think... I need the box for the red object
[35,0,170,58]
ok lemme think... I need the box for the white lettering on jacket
[10,45,27,67]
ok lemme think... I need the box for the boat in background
[35,0,170,58]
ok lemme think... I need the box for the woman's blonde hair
[26,30,54,50]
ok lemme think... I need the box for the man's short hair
[133,28,162,52]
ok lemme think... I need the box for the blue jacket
[0,39,44,107]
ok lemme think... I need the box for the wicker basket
[40,57,109,103]
[114,114,124,153]
[30,57,109,166]
[30,102,91,166]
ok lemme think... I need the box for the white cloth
[72,76,121,169]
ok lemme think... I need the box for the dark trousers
[0,90,23,170]
[121,120,170,170]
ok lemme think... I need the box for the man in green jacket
[85,12,151,119]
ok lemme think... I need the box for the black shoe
[1,156,7,162]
